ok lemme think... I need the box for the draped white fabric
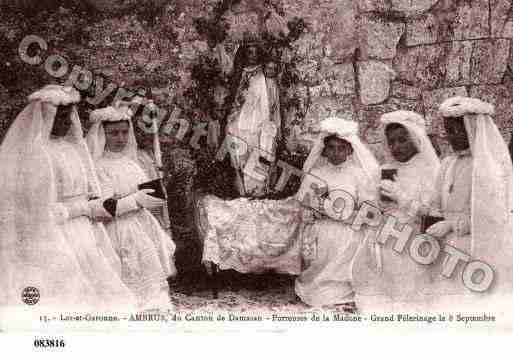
[199,196,304,274]
[433,97,513,311]
[463,114,513,274]
[225,67,277,196]
[0,87,134,315]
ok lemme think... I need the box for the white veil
[302,117,380,185]
[0,86,123,309]
[439,97,513,297]
[0,87,99,307]
[380,110,440,172]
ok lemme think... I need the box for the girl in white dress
[86,105,177,309]
[0,86,135,317]
[426,97,513,313]
[294,117,379,311]
[351,111,440,312]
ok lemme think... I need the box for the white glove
[116,193,138,216]
[116,189,164,216]
[380,179,407,205]
[426,220,454,238]
[134,189,164,209]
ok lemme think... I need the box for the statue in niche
[190,0,307,200]
[223,33,283,198]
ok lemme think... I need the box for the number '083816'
[33,338,66,348]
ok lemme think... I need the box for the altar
[196,195,308,278]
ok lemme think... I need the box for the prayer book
[380,168,397,202]
[138,178,166,199]
[421,215,445,234]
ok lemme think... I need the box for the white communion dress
[45,138,136,309]
[295,157,376,307]
[96,151,177,308]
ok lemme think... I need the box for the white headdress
[86,103,136,161]
[380,110,440,171]
[0,85,112,305]
[439,96,513,295]
[28,84,81,105]
[302,117,380,185]
[439,96,494,118]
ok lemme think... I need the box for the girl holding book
[86,104,176,309]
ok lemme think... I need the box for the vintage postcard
[1,0,513,354]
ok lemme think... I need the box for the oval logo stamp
[21,286,40,305]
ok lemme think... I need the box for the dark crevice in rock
[352,47,362,112]
[488,0,492,38]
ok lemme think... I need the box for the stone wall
[1,0,513,161]
[284,0,513,159]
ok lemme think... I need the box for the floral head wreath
[89,102,134,124]
[28,85,80,106]
[439,96,494,118]
[381,110,426,129]
[321,117,358,138]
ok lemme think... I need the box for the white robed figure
[0,85,135,318]
[426,97,513,313]
[294,117,379,310]
[225,40,280,197]
[86,105,176,309]
[352,111,440,312]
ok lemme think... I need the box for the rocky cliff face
[1,0,512,159]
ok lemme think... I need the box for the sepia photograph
[1,0,513,355]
